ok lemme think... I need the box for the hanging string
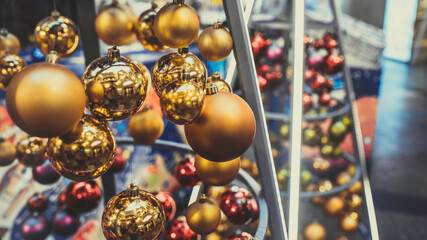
[1,0,6,28]
[53,0,57,11]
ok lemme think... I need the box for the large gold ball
[152,48,206,97]
[0,54,25,89]
[136,5,169,52]
[128,107,164,145]
[160,80,205,125]
[47,115,116,181]
[198,21,233,62]
[303,222,327,240]
[153,2,199,48]
[0,140,16,166]
[6,62,86,138]
[195,155,240,186]
[186,194,221,235]
[102,183,166,240]
[184,91,256,162]
[82,47,149,121]
[16,137,47,167]
[34,11,79,58]
[0,29,20,56]
[95,2,137,46]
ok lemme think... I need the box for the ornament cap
[211,72,221,81]
[127,183,140,198]
[108,46,121,61]
[46,51,60,64]
[0,28,8,36]
[198,194,207,203]
[213,20,222,29]
[151,1,158,9]
[51,10,60,18]
[178,47,189,54]
[206,83,218,95]
[173,0,185,5]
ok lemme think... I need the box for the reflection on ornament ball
[198,21,233,62]
[16,137,47,167]
[66,181,101,213]
[220,186,253,225]
[303,222,327,240]
[186,194,221,235]
[174,157,200,187]
[20,215,50,240]
[154,191,176,221]
[82,47,149,121]
[152,47,206,96]
[35,11,79,58]
[0,140,16,166]
[52,208,80,237]
[0,54,25,89]
[48,115,116,181]
[165,216,197,240]
[95,1,137,46]
[154,0,199,48]
[207,73,231,93]
[0,28,20,56]
[129,107,164,144]
[136,3,168,52]
[102,183,166,240]
[195,154,240,186]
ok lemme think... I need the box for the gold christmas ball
[206,232,221,240]
[195,154,240,186]
[0,28,20,56]
[128,107,164,144]
[0,140,16,166]
[0,54,26,89]
[47,115,116,181]
[153,0,199,48]
[303,222,327,240]
[136,3,169,52]
[6,55,86,138]
[184,88,256,162]
[95,1,137,46]
[348,180,363,194]
[336,171,352,186]
[134,61,152,93]
[198,21,233,62]
[312,157,330,173]
[323,196,345,218]
[339,212,359,234]
[16,137,47,167]
[318,180,333,192]
[102,183,166,240]
[34,11,79,58]
[152,47,206,96]
[82,47,149,121]
[207,72,231,93]
[346,194,363,212]
[186,194,221,235]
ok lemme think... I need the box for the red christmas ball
[258,75,269,92]
[304,69,317,83]
[304,35,312,52]
[109,148,127,173]
[20,215,50,240]
[32,162,61,185]
[266,44,284,63]
[225,232,254,240]
[220,186,253,225]
[154,191,176,221]
[251,32,271,60]
[174,158,200,187]
[256,63,271,76]
[323,32,334,41]
[325,39,338,50]
[26,193,48,213]
[303,93,313,113]
[319,92,331,106]
[65,181,101,213]
[165,216,197,240]
[313,39,325,50]
[324,54,344,75]
[52,208,80,237]
[265,70,282,89]
[306,52,326,70]
[309,74,333,94]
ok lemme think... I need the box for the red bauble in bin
[251,32,271,60]
[266,43,284,63]
[165,216,197,240]
[304,69,317,83]
[324,54,344,75]
[52,208,80,237]
[258,75,268,92]
[174,158,200,187]
[303,93,313,113]
[220,186,253,225]
[319,92,332,106]
[265,70,282,89]
[33,162,61,185]
[310,74,333,94]
[226,232,254,240]
[256,63,271,76]
[27,193,48,213]
[304,35,312,52]
[20,215,50,240]
[313,39,325,50]
[109,148,126,173]
[323,32,335,41]
[325,39,338,51]
[65,181,101,213]
[154,191,176,221]
[306,52,326,70]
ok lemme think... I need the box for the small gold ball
[0,30,20,56]
[136,6,169,52]
[16,137,47,167]
[186,194,221,235]
[198,22,233,62]
[0,54,25,89]
[195,155,240,186]
[303,222,327,240]
[0,140,16,166]
[128,107,164,144]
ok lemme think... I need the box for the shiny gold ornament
[0,54,25,89]
[134,61,152,93]
[16,137,47,167]
[0,28,20,56]
[323,196,345,218]
[136,3,169,52]
[198,21,233,62]
[303,222,327,240]
[185,85,256,162]
[153,0,199,48]
[339,212,359,234]
[0,140,16,166]
[102,183,166,240]
[346,194,363,212]
[186,194,221,235]
[206,232,221,240]
[34,11,79,58]
[348,180,363,194]
[48,115,116,181]
[195,154,240,186]
[152,47,207,96]
[6,52,86,138]
[95,1,137,46]
[129,106,164,144]
[318,180,333,192]
[207,72,231,93]
[312,157,330,173]
[82,46,149,121]
[160,72,205,125]
[336,171,352,186]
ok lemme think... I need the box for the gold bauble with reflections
[136,3,169,52]
[198,21,233,62]
[153,0,199,48]
[152,47,207,97]
[47,115,116,181]
[81,46,149,121]
[207,72,231,93]
[102,183,166,240]
[35,11,79,58]
[0,54,26,89]
[16,137,47,167]
[186,194,221,235]
[0,28,20,56]
[303,222,327,240]
[339,212,359,234]
[128,107,164,145]
[95,1,137,46]
[195,154,240,186]
[0,140,16,166]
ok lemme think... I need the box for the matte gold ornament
[136,3,169,52]
[153,0,199,48]
[0,54,26,89]
[160,72,205,125]
[186,194,221,235]
[336,171,352,186]
[339,212,359,234]
[0,28,20,56]
[48,115,116,181]
[102,183,166,240]
[195,154,240,186]
[303,222,327,240]
[82,46,149,121]
[16,137,47,167]
[95,0,137,46]
[198,21,233,62]
[128,106,164,144]
[323,196,345,218]
[0,140,16,166]
[348,180,362,194]
[207,73,231,93]
[6,51,86,138]
[34,11,79,58]
[152,47,207,96]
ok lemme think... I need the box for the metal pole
[222,0,288,239]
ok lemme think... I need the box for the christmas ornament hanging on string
[33,162,61,184]
[20,215,50,240]
[65,181,101,213]
[339,212,359,234]
[102,183,166,240]
[165,216,197,240]
[136,2,169,52]
[175,157,200,187]
[52,208,80,237]
[0,139,16,166]
[0,53,25,89]
[207,72,232,93]
[154,191,176,221]
[186,194,221,235]
[0,28,20,56]
[323,196,345,218]
[198,20,233,62]
[16,137,47,167]
[220,186,254,225]
[128,106,163,145]
[303,222,327,240]
[26,193,48,213]
[195,154,240,186]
